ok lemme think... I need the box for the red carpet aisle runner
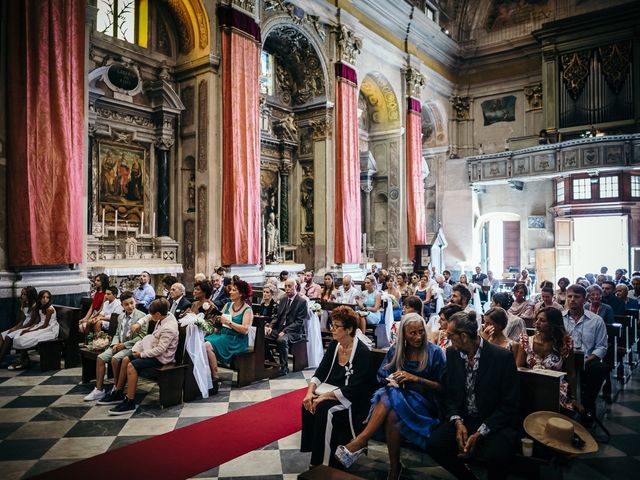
[36,387,307,480]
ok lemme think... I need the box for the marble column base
[0,267,91,330]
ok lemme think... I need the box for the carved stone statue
[266,212,280,263]
[301,178,314,232]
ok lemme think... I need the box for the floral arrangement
[87,331,110,351]
[309,301,322,314]
[193,316,214,335]
[383,293,400,308]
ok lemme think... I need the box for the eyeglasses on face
[330,323,345,330]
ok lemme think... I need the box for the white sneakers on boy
[83,387,106,401]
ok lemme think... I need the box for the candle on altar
[114,210,118,238]
[140,212,144,236]
[152,212,156,238]
[101,208,105,237]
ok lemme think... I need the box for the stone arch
[261,22,328,105]
[422,101,448,149]
[359,72,401,133]
[163,0,210,55]
[261,18,330,100]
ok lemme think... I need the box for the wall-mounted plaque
[107,63,140,91]
[528,216,546,229]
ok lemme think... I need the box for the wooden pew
[80,312,120,383]
[33,305,81,372]
[139,324,189,408]
[231,315,270,387]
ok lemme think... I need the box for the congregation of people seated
[2,262,638,479]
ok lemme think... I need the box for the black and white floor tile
[1,352,640,479]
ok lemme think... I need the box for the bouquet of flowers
[382,293,400,308]
[309,301,322,314]
[87,331,110,351]
[193,316,214,335]
[179,312,214,335]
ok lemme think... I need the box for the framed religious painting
[97,141,146,224]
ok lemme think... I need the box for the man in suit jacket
[168,283,191,319]
[427,311,520,480]
[266,278,307,375]
[211,274,230,310]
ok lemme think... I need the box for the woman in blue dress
[204,279,254,393]
[355,275,382,333]
[335,313,446,479]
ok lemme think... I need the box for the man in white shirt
[93,286,123,333]
[334,274,360,304]
[563,284,607,426]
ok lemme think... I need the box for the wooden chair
[603,323,622,402]
[614,314,632,383]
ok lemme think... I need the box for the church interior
[1,0,640,479]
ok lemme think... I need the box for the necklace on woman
[231,301,244,313]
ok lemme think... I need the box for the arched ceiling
[163,0,209,54]
[359,72,400,132]
[263,25,325,105]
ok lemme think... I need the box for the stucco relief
[182,220,196,272]
[196,186,207,272]
[197,80,208,172]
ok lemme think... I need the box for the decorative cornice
[405,66,425,99]
[335,25,362,66]
[450,95,471,121]
[523,83,543,110]
[263,0,326,42]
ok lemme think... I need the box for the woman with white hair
[335,313,446,479]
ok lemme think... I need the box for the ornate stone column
[279,162,292,245]
[155,137,173,237]
[333,25,363,264]
[405,66,427,262]
[87,127,95,235]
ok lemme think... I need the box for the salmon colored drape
[6,0,85,266]
[220,22,261,265]
[406,100,426,261]
[334,64,361,264]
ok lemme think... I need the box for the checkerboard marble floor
[2,353,640,480]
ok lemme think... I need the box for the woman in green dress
[204,279,254,393]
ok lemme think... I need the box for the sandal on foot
[334,445,367,468]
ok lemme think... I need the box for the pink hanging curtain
[406,99,426,261]
[219,7,261,265]
[334,63,362,264]
[6,0,85,266]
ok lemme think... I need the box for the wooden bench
[137,322,189,408]
[230,315,270,387]
[31,305,81,372]
[79,312,120,383]
[183,315,272,401]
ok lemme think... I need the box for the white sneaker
[84,387,105,401]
